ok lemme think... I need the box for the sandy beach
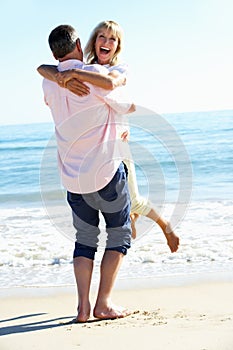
[1,281,233,350]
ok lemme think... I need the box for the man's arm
[126,103,136,114]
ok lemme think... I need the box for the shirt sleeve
[83,64,110,75]
[108,62,129,76]
[81,63,133,114]
[97,85,133,115]
[43,79,55,106]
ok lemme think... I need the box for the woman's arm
[37,64,126,93]
[37,64,90,96]
[59,68,126,90]
[37,65,59,82]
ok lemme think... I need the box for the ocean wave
[0,200,233,287]
[0,145,49,152]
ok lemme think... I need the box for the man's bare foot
[93,304,131,320]
[75,302,91,323]
[164,226,180,253]
[130,213,139,239]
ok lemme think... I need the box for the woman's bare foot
[130,213,139,239]
[93,303,131,320]
[75,302,91,323]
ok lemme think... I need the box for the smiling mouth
[100,47,110,54]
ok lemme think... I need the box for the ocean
[0,109,233,289]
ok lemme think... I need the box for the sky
[1,0,233,125]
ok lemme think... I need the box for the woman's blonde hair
[84,20,124,66]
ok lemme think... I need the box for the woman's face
[95,29,119,65]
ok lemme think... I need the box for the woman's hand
[55,71,74,87]
[66,79,90,96]
[55,72,90,96]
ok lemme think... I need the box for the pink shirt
[43,59,132,194]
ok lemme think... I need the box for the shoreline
[1,269,233,298]
[1,279,233,350]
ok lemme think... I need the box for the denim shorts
[67,162,132,260]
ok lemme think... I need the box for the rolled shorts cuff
[105,244,130,256]
[73,242,97,260]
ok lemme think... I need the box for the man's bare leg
[93,250,130,319]
[146,208,180,253]
[73,256,93,322]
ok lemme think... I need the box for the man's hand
[121,130,129,142]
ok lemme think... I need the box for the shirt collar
[58,59,84,71]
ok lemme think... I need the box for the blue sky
[1,0,233,125]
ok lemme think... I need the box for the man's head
[48,24,83,61]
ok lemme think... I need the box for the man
[41,24,135,322]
